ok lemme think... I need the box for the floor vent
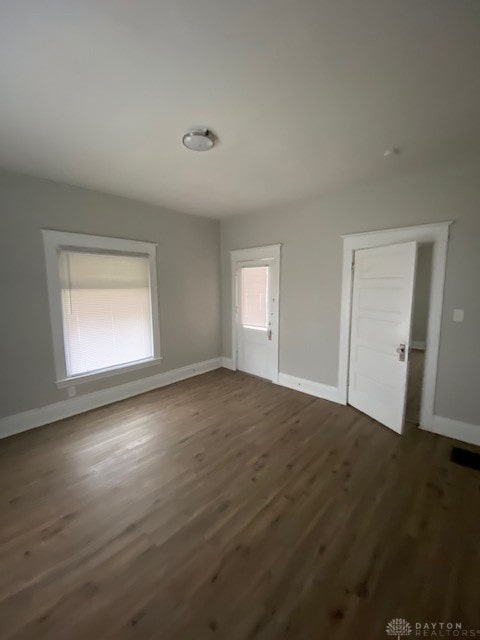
[450,446,480,471]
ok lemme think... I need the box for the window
[43,231,160,386]
[240,266,268,328]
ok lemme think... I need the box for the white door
[348,241,418,433]
[236,261,278,381]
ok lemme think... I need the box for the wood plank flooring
[0,369,479,639]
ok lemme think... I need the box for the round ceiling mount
[182,128,215,152]
[383,146,401,158]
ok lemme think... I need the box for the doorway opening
[338,222,451,434]
[405,243,433,425]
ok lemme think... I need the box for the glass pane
[59,251,154,376]
[241,266,268,328]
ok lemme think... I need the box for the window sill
[56,356,163,388]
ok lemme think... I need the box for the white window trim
[42,230,161,387]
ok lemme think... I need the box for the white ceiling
[1,0,479,218]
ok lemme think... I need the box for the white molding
[278,373,341,404]
[56,356,164,387]
[230,244,282,261]
[421,416,480,447]
[341,221,454,240]
[338,221,453,431]
[221,357,235,370]
[411,341,426,351]
[230,244,281,383]
[277,371,480,448]
[0,358,221,440]
[42,229,161,385]
[277,373,480,447]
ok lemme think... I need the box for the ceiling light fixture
[383,147,401,158]
[182,128,215,152]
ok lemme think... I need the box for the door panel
[348,242,417,433]
[238,327,270,379]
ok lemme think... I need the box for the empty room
[0,1,479,639]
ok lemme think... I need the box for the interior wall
[0,170,221,419]
[220,157,480,426]
[412,244,433,346]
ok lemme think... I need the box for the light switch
[453,309,464,322]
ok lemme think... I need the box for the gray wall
[0,170,221,418]
[2,159,479,427]
[221,158,480,425]
[412,244,433,345]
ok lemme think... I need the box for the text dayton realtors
[414,622,479,637]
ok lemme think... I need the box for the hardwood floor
[0,369,479,639]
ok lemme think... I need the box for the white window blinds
[58,250,154,376]
[240,266,268,328]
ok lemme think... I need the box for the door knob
[396,343,406,362]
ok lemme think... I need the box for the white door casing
[338,222,452,431]
[348,242,418,433]
[230,245,281,383]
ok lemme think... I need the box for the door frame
[230,244,281,382]
[338,221,452,429]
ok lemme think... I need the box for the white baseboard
[0,357,222,440]
[278,374,480,446]
[420,416,480,447]
[4,358,477,449]
[278,372,341,404]
[221,357,235,371]
[411,340,426,350]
